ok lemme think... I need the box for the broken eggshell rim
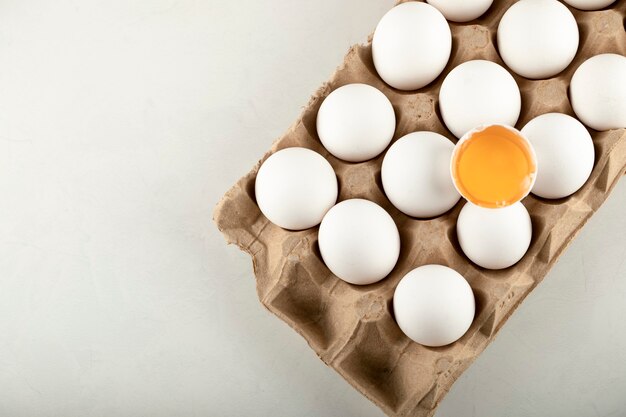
[449,123,538,209]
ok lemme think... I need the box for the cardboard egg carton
[214,1,626,415]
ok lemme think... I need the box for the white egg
[372,2,451,90]
[522,113,595,199]
[393,265,475,347]
[318,199,400,285]
[255,147,337,230]
[562,0,617,10]
[497,0,579,79]
[439,60,521,138]
[382,132,460,218]
[457,202,532,270]
[426,0,493,22]
[316,84,396,162]
[570,54,626,131]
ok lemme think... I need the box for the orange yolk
[451,125,537,209]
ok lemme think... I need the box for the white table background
[1,1,625,416]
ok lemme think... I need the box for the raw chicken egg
[382,131,460,218]
[439,60,521,139]
[255,147,338,230]
[372,2,451,90]
[522,113,595,199]
[570,53,626,131]
[562,0,617,10]
[318,199,400,285]
[497,0,579,79]
[393,265,475,347]
[451,125,537,208]
[317,83,396,162]
[426,0,494,22]
[457,202,533,270]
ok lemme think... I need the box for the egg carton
[214,1,626,416]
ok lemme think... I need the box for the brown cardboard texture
[214,1,626,416]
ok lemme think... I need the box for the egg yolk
[451,125,536,208]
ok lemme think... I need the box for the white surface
[0,1,624,416]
